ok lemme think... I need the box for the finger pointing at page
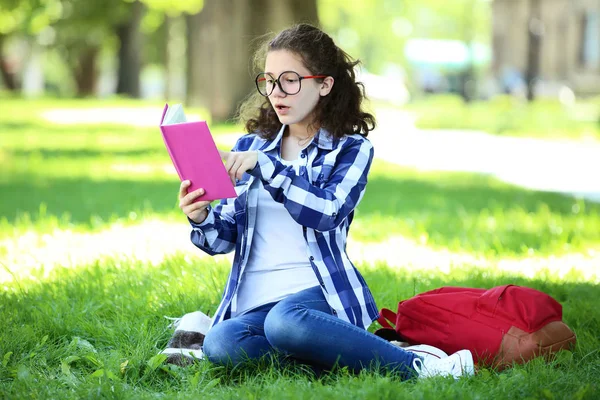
[218,150,258,181]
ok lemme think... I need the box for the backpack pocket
[476,285,563,332]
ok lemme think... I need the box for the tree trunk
[163,14,174,100]
[288,0,319,25]
[185,0,319,122]
[186,0,252,121]
[185,11,208,108]
[526,0,543,102]
[116,0,145,98]
[73,46,100,97]
[460,0,477,102]
[0,33,19,91]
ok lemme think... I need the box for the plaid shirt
[189,125,379,330]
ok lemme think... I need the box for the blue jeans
[203,286,418,379]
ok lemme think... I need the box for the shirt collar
[261,125,337,153]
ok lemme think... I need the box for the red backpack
[375,284,577,370]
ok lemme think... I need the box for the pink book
[159,103,237,202]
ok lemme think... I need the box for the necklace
[296,134,315,146]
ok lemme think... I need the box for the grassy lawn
[403,95,600,141]
[1,98,599,399]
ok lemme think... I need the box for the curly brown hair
[238,24,376,140]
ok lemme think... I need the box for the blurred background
[1,0,599,120]
[1,0,600,279]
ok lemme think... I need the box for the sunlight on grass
[2,220,598,285]
[2,97,600,257]
[405,94,600,140]
[41,107,206,127]
[1,97,599,400]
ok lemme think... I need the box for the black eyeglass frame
[255,71,327,96]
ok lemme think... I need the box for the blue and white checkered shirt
[189,125,379,330]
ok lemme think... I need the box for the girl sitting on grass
[176,23,474,380]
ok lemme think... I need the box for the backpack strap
[377,308,398,329]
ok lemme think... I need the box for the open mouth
[275,105,289,111]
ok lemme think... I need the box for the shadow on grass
[357,171,600,254]
[362,174,597,222]
[2,165,599,255]
[0,257,597,397]
[0,173,180,226]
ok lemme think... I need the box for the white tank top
[236,157,319,315]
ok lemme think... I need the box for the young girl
[177,24,474,380]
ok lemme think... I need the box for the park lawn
[403,94,600,141]
[1,98,599,398]
[1,98,599,257]
[1,255,598,399]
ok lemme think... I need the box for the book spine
[159,126,184,181]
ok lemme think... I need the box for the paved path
[369,109,600,203]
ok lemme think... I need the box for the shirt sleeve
[189,199,237,255]
[248,137,374,232]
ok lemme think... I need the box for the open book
[159,103,237,202]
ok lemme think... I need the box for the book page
[163,103,187,125]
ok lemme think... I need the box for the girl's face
[264,50,333,134]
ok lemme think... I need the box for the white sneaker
[413,349,475,379]
[404,344,448,363]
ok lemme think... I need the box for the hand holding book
[159,103,237,203]
[178,180,211,224]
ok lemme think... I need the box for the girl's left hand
[219,150,258,182]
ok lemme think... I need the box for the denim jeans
[202,286,418,379]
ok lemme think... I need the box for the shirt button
[301,153,306,158]
[332,310,337,315]
[309,256,314,261]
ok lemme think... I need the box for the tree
[0,0,62,91]
[51,0,124,96]
[115,0,146,97]
[185,0,319,122]
[525,0,543,102]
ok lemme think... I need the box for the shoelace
[412,357,425,376]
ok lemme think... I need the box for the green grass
[1,255,598,399]
[404,95,600,140]
[1,98,599,398]
[356,163,600,257]
[0,98,242,238]
[2,100,598,256]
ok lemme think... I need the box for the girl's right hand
[179,180,211,224]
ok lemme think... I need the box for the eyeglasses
[255,71,327,96]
